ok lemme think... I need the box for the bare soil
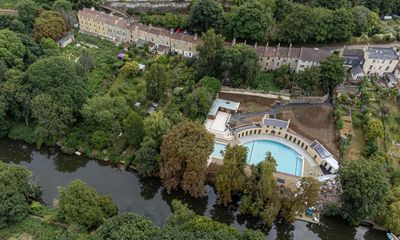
[277,105,340,159]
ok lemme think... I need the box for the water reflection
[0,138,386,239]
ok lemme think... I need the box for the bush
[58,179,118,230]
[91,130,109,150]
[0,187,29,227]
[93,213,159,240]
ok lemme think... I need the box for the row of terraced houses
[77,8,331,72]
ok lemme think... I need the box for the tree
[81,96,130,136]
[69,0,102,10]
[0,162,34,227]
[160,121,213,197]
[240,153,281,226]
[142,111,171,149]
[133,145,160,177]
[297,177,320,209]
[31,94,73,146]
[0,61,6,82]
[320,54,346,93]
[328,8,355,42]
[78,49,95,75]
[27,56,86,112]
[188,0,224,33]
[58,179,118,230]
[364,118,384,141]
[53,0,73,11]
[123,111,144,148]
[120,61,140,77]
[93,213,159,240]
[295,66,321,94]
[145,63,168,102]
[158,200,265,240]
[40,38,60,57]
[0,29,26,70]
[378,186,400,235]
[311,0,350,9]
[340,159,390,225]
[195,29,225,79]
[221,44,260,88]
[351,6,379,36]
[33,10,68,42]
[17,0,39,30]
[215,145,247,206]
[226,1,273,42]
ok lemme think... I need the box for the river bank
[0,138,386,239]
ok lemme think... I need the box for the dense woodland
[139,0,400,44]
[0,0,400,237]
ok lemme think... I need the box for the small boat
[75,151,82,156]
[387,232,399,240]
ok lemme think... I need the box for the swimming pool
[211,140,303,177]
[212,142,227,159]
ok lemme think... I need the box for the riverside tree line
[0,0,399,236]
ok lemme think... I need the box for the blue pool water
[212,142,227,159]
[211,140,303,176]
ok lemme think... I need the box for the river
[0,139,385,240]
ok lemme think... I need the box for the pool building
[205,98,339,185]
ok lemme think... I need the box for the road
[0,9,18,16]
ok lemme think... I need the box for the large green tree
[123,111,144,148]
[0,162,34,227]
[58,179,118,230]
[195,29,225,79]
[142,111,172,149]
[226,1,273,42]
[16,0,39,30]
[188,0,224,33]
[351,6,380,36]
[320,54,346,93]
[33,10,68,42]
[340,159,390,225]
[215,145,247,206]
[93,213,159,240]
[240,153,280,226]
[221,44,260,88]
[160,121,213,197]
[157,200,264,239]
[0,30,26,70]
[145,63,168,102]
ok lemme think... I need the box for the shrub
[91,130,109,150]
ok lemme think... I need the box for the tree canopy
[340,159,390,225]
[215,145,248,206]
[58,179,118,230]
[93,213,159,240]
[33,10,68,42]
[188,0,224,33]
[160,121,213,197]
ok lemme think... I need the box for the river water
[0,139,385,240]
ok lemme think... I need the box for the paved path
[0,8,18,16]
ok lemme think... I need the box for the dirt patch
[277,105,340,159]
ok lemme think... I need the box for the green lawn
[343,127,365,161]
[256,72,281,92]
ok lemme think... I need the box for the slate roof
[367,47,398,60]
[299,48,331,62]
[263,118,289,129]
[351,65,364,76]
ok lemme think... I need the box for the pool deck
[228,135,323,178]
